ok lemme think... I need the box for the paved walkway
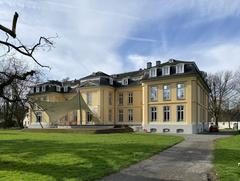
[100,133,233,181]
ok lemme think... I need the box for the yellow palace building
[25,59,210,134]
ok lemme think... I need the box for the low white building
[218,121,239,130]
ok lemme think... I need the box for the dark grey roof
[30,59,210,92]
[111,69,144,79]
[38,80,62,86]
[80,71,110,80]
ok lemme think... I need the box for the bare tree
[0,12,55,103]
[0,12,54,67]
[0,58,42,128]
[208,71,236,126]
[0,12,55,128]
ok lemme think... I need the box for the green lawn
[214,135,240,181]
[0,130,183,181]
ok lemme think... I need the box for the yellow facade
[115,86,142,125]
[142,75,209,133]
[27,60,210,133]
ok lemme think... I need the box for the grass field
[214,135,240,181]
[0,130,183,181]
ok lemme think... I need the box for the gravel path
[100,133,233,181]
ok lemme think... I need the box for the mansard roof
[29,59,210,94]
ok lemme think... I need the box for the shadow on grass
[0,139,173,181]
[0,132,21,135]
[200,131,239,136]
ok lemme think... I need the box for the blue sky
[0,0,240,80]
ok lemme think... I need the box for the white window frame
[176,64,184,74]
[56,86,61,92]
[162,66,170,76]
[42,85,46,92]
[128,109,133,122]
[177,83,185,99]
[150,107,157,122]
[63,86,68,92]
[36,87,40,93]
[149,68,157,77]
[150,86,158,101]
[87,111,93,123]
[128,92,133,104]
[163,85,170,100]
[30,87,34,94]
[118,109,123,122]
[109,78,113,85]
[118,93,123,105]
[163,106,170,122]
[87,92,92,105]
[177,105,184,122]
[122,78,128,85]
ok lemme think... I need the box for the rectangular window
[118,93,123,105]
[87,92,92,105]
[177,83,185,99]
[108,109,112,122]
[128,92,133,104]
[42,85,46,92]
[128,109,133,122]
[63,86,68,92]
[163,106,170,122]
[150,107,157,122]
[36,112,42,122]
[176,64,184,74]
[36,87,40,93]
[163,85,170,100]
[109,78,113,85]
[177,105,184,122]
[118,109,123,122]
[122,78,128,85]
[149,68,157,77]
[109,92,112,105]
[56,86,61,92]
[150,86,158,101]
[162,66,170,76]
[30,87,34,94]
[87,112,92,122]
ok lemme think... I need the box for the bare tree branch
[0,12,18,38]
[0,12,56,68]
[0,69,36,102]
[0,36,54,68]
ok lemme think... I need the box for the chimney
[147,62,152,69]
[156,60,161,66]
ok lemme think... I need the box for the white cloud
[194,43,240,73]
[127,54,163,70]
[1,0,240,80]
[0,0,149,79]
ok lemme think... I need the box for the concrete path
[100,133,233,181]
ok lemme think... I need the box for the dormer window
[109,78,113,85]
[63,86,68,92]
[176,64,184,74]
[149,68,157,77]
[42,85,46,92]
[36,87,40,93]
[56,86,61,92]
[122,78,128,85]
[162,66,170,76]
